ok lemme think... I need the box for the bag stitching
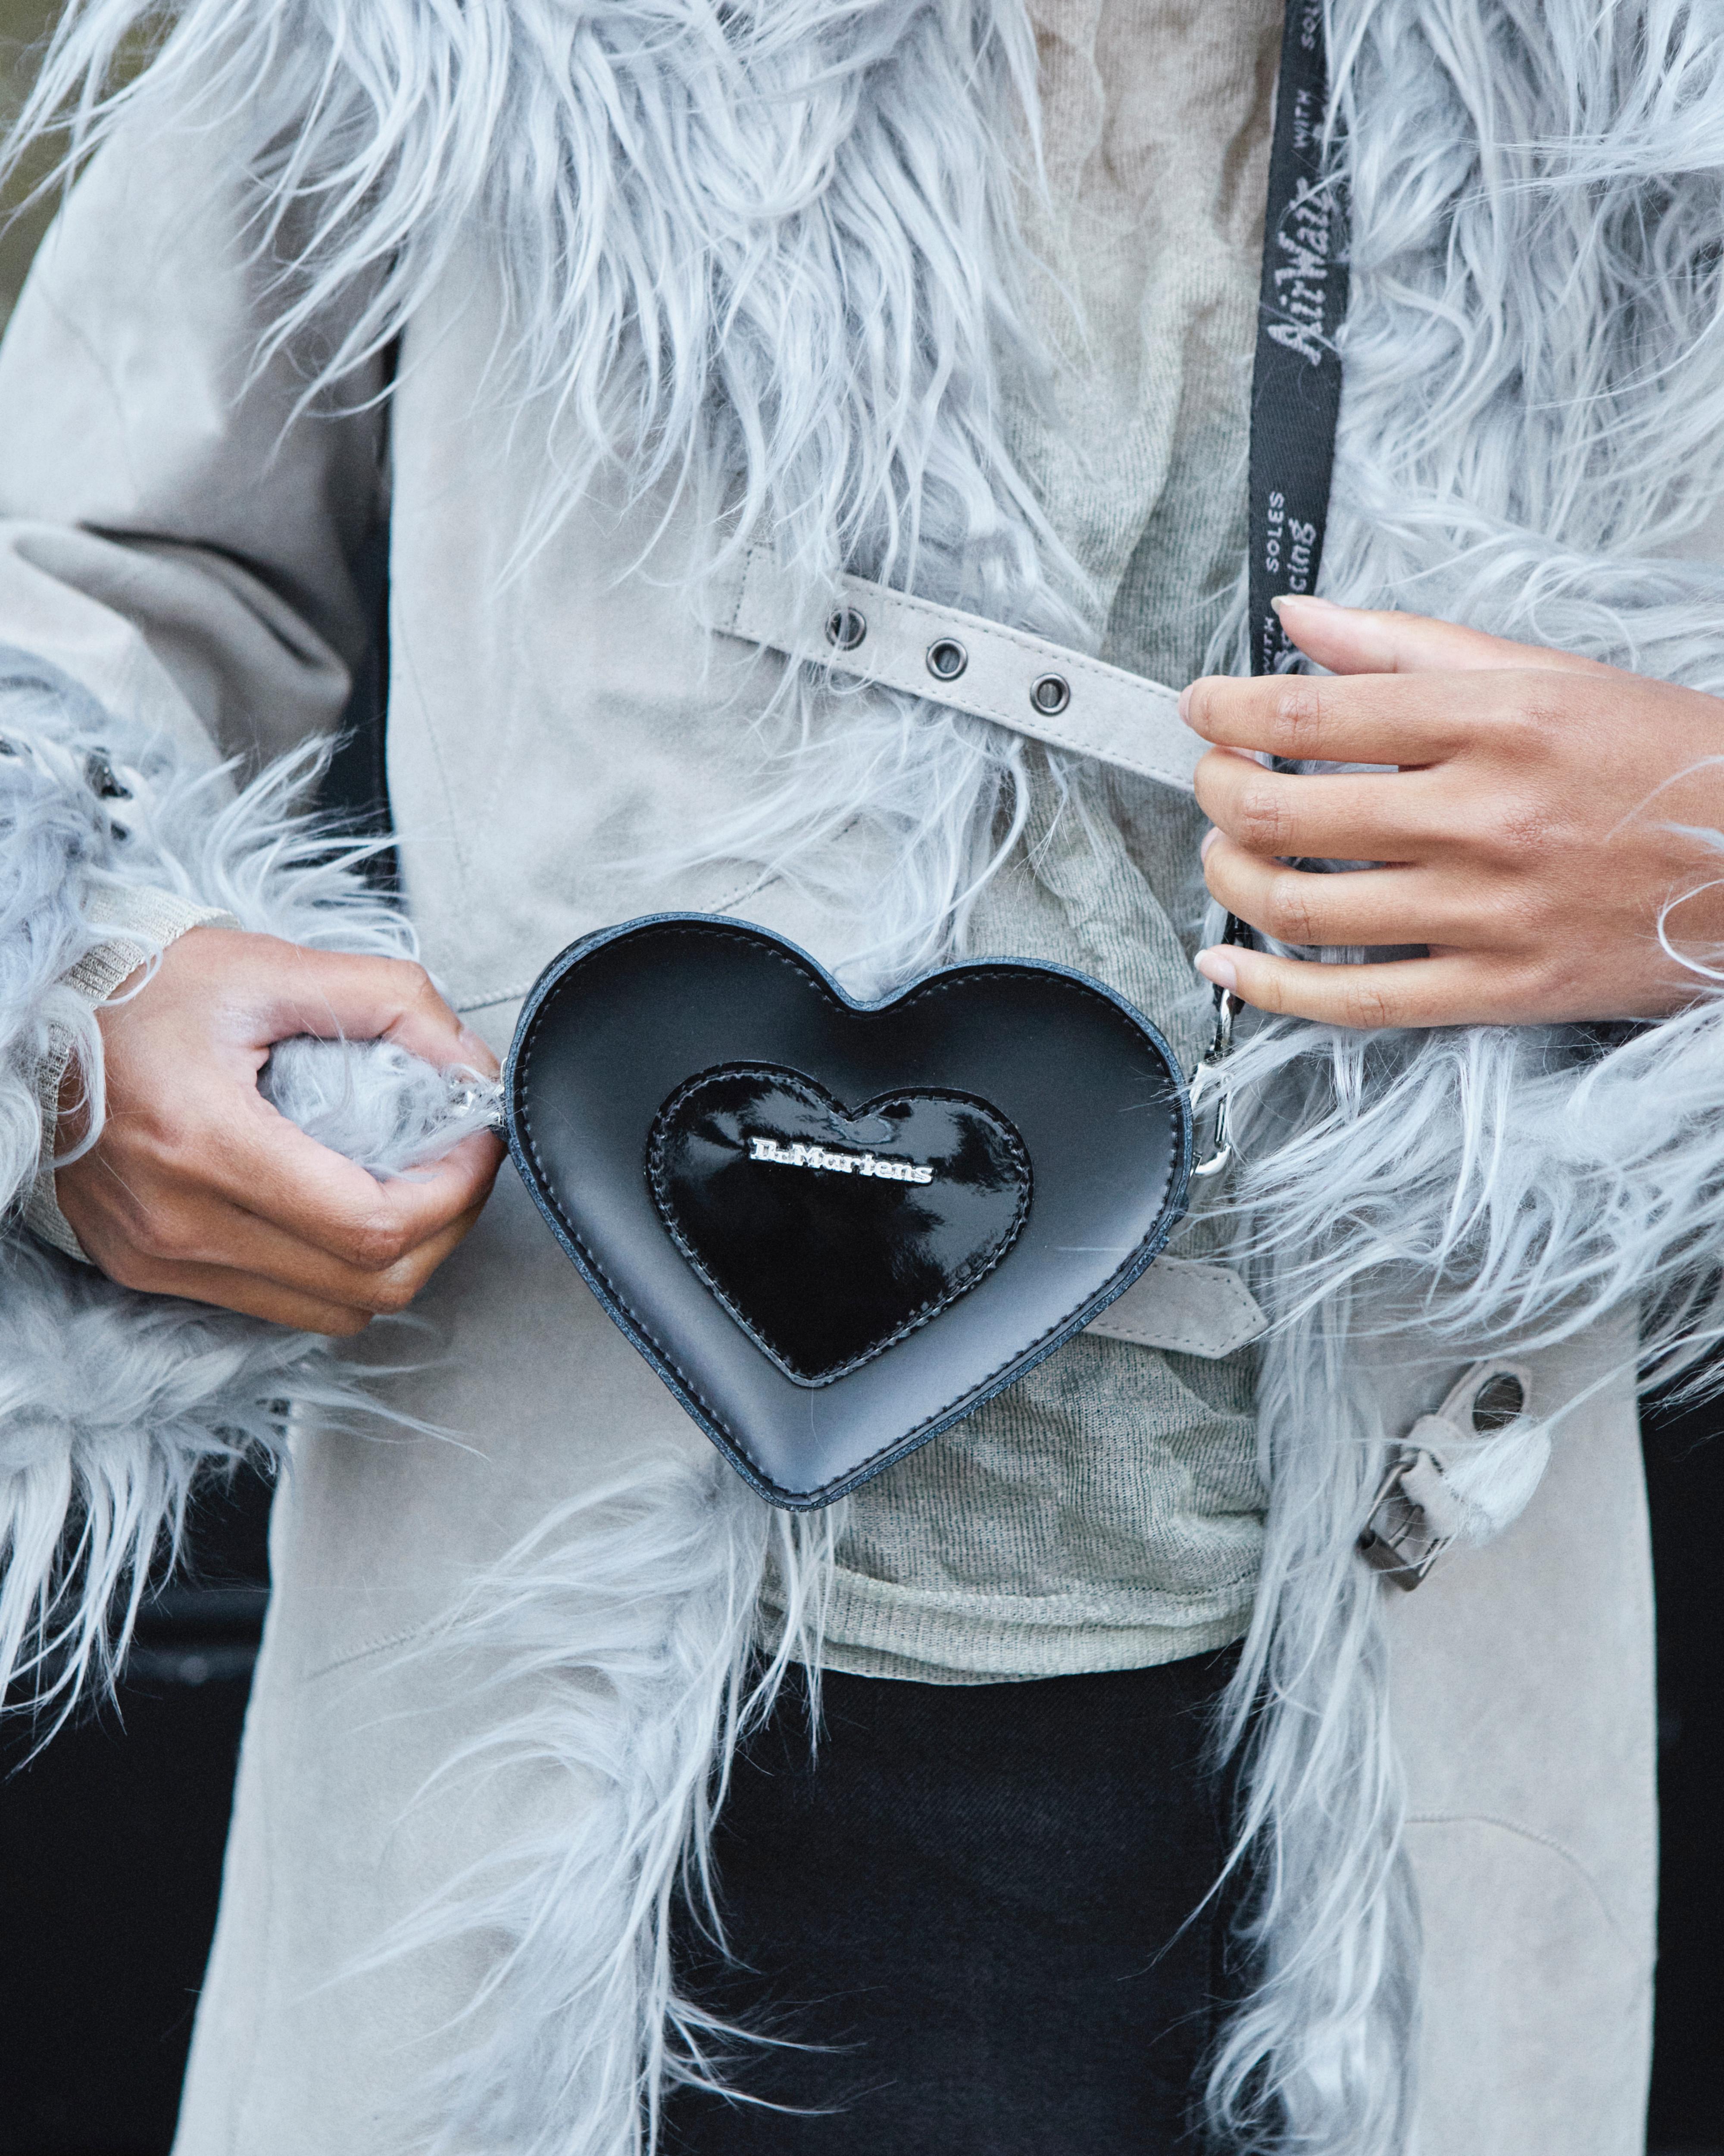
[643,1060,1032,1383]
[515,922,1181,1496]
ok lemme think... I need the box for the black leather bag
[502,914,1191,1507]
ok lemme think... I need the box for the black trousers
[665,1649,1241,2155]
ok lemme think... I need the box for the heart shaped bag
[501,914,1192,1507]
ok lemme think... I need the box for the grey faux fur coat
[4,0,1724,2149]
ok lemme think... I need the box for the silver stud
[1030,672,1071,717]
[825,606,867,652]
[926,637,968,682]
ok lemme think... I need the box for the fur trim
[260,1034,498,1177]
[0,1236,313,1733]
[0,654,484,1727]
[345,1457,837,2156]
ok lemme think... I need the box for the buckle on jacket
[1357,1360,1534,1591]
[1358,1448,1458,1590]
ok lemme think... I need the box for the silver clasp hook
[1190,1020,1238,1179]
[1190,916,1248,1179]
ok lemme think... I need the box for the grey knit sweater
[784,0,1282,1681]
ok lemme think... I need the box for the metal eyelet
[825,607,867,653]
[925,637,968,683]
[1471,1371,1526,1433]
[1030,672,1071,717]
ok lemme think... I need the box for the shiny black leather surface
[504,916,1191,1508]
[648,1065,1032,1384]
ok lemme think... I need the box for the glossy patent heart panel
[503,915,1191,1508]
[648,1065,1032,1383]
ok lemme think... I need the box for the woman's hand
[55,928,505,1335]
[1187,594,1724,1028]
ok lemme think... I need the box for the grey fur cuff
[0,644,484,1728]
[25,889,238,1261]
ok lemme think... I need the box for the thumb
[1272,593,1609,679]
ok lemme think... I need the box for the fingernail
[1271,592,1339,616]
[1178,683,1193,720]
[1200,826,1220,861]
[1195,949,1237,991]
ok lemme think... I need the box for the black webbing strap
[1196,0,1350,1163]
[1248,0,1350,681]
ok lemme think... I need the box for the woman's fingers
[1268,594,1612,682]
[89,1253,383,1336]
[1184,669,1455,767]
[1194,748,1450,865]
[86,1069,503,1269]
[145,1265,379,1336]
[82,1186,492,1330]
[216,1137,500,1296]
[1182,607,1611,771]
[74,1133,499,1311]
[197,1099,503,1266]
[237,939,499,1079]
[1193,942,1536,1029]
[1199,835,1472,950]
